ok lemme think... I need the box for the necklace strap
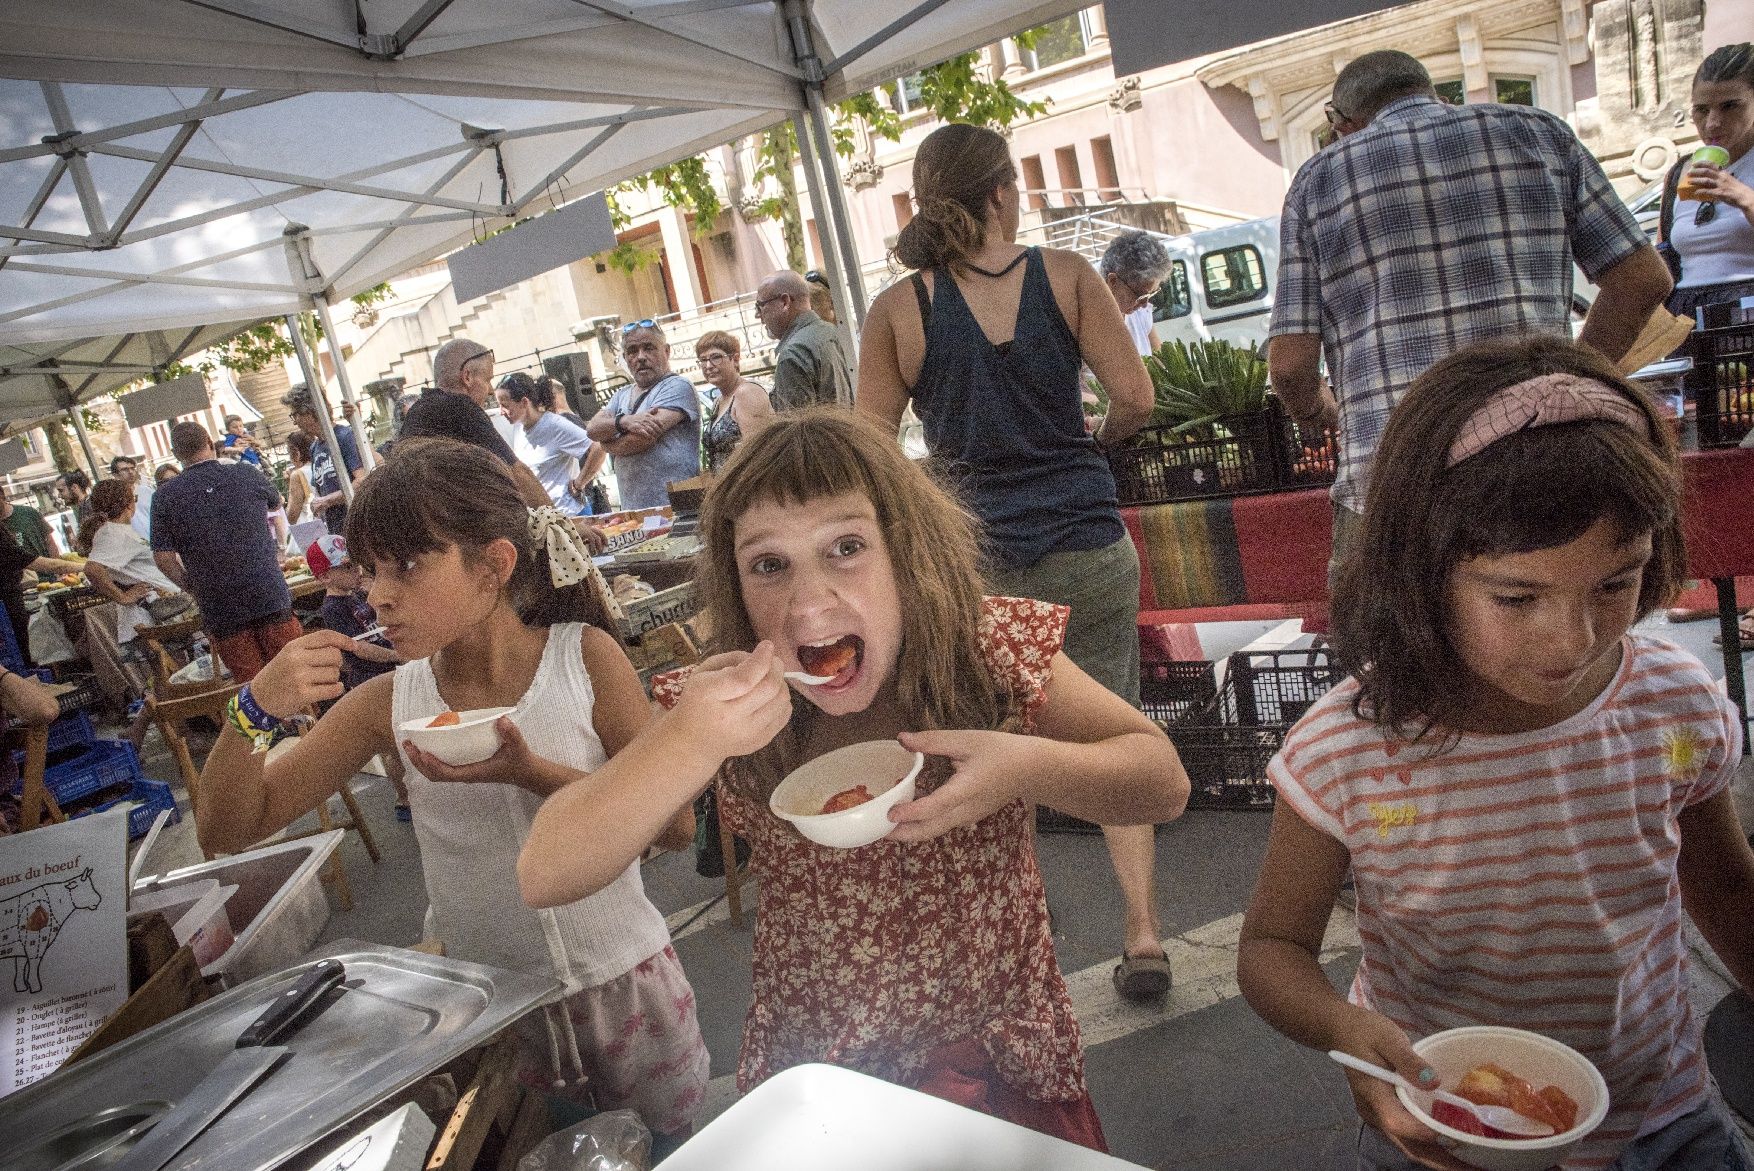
[962,249,1029,280]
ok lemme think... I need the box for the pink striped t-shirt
[1270,634,1741,1169]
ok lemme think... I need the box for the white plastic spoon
[784,671,834,686]
[1326,1051,1556,1138]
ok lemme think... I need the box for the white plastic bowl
[770,740,925,849]
[397,706,516,766]
[1396,1026,1610,1171]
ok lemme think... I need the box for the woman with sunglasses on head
[1661,44,1754,325]
[695,330,773,472]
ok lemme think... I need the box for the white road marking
[687,904,1361,1125]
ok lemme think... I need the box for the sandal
[1711,614,1754,650]
[1112,951,1173,1001]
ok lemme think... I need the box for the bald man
[754,270,852,411]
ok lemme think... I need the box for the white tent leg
[66,405,101,480]
[311,296,376,473]
[285,313,355,505]
[801,90,868,329]
[791,116,859,356]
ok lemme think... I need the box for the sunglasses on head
[620,319,658,335]
[805,270,830,287]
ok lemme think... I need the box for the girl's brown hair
[891,124,1017,274]
[1333,335,1684,744]
[696,408,1012,797]
[76,478,134,556]
[344,438,616,633]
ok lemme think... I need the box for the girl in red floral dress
[520,409,1189,1150]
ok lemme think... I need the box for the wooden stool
[13,724,61,830]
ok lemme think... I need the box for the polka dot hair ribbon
[527,506,596,588]
[1446,373,1653,467]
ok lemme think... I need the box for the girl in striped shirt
[1238,336,1754,1171]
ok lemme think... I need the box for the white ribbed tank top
[391,622,670,991]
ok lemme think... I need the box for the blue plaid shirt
[1269,95,1647,511]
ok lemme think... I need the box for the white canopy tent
[0,0,1093,443]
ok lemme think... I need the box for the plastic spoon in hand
[784,670,834,686]
[1326,1051,1556,1138]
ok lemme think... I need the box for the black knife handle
[237,959,345,1049]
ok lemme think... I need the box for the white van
[1143,217,1280,352]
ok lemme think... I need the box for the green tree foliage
[601,44,1046,273]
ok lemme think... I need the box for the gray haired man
[1099,230,1174,356]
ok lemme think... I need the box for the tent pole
[284,313,355,505]
[66,406,102,481]
[783,0,868,333]
[801,91,867,330]
[790,116,860,359]
[311,296,377,473]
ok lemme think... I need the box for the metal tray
[0,943,558,1171]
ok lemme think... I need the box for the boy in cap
[307,533,408,817]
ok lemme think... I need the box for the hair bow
[527,506,597,588]
[1446,373,1652,467]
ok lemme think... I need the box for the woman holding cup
[1662,43,1754,323]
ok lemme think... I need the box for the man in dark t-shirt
[402,338,554,510]
[150,422,297,683]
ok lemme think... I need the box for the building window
[1493,75,1536,105]
[1154,261,1193,320]
[883,72,926,116]
[1054,146,1084,203]
[1091,135,1121,201]
[1020,155,1047,211]
[892,192,913,230]
[1200,245,1267,309]
[1434,78,1465,105]
[1019,11,1094,71]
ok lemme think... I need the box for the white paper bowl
[1396,1026,1610,1171]
[769,740,925,849]
[397,706,516,766]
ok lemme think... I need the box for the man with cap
[150,421,298,682]
[283,384,365,536]
[401,338,553,510]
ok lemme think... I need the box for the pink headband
[1447,373,1652,466]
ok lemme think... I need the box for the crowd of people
[2,38,1748,1171]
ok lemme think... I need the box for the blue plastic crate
[0,600,23,673]
[75,777,181,839]
[13,738,144,807]
[43,710,96,755]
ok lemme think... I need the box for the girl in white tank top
[188,440,708,1137]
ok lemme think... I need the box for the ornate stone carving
[1630,134,1680,181]
[1108,77,1143,113]
[845,158,884,190]
[736,192,771,223]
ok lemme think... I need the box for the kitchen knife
[113,959,347,1171]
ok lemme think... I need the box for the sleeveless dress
[392,622,709,1131]
[703,395,744,472]
[652,597,1100,1146]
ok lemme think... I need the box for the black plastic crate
[1689,323,1754,447]
[1169,647,1340,810]
[1108,410,1281,505]
[1141,658,1217,726]
[1275,413,1338,489]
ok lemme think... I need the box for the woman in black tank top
[855,124,1179,1006]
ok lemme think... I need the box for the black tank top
[910,248,1123,569]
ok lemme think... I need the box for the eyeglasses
[620,319,658,335]
[1323,101,1349,129]
[697,350,733,364]
[1121,277,1158,308]
[461,347,494,369]
[753,295,788,310]
[1696,201,1718,227]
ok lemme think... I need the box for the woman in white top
[1664,43,1754,320]
[496,373,605,516]
[284,430,314,527]
[77,478,184,643]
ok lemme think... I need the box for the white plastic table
[662,1064,1150,1171]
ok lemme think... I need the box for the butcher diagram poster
[1,807,128,1096]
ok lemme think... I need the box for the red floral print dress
[652,596,1087,1101]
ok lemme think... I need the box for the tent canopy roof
[0,0,1083,420]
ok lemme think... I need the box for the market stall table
[1122,447,1754,732]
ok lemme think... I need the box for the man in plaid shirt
[1268,50,1671,565]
